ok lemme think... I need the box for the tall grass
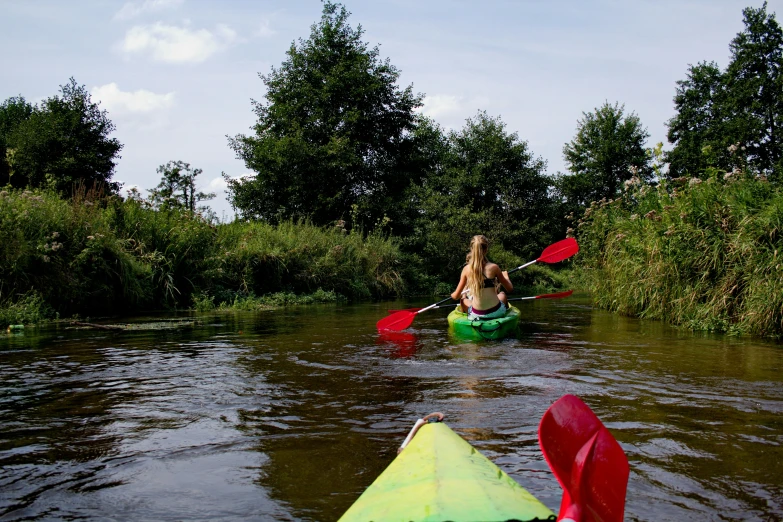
[0,188,405,324]
[210,220,404,301]
[573,172,783,337]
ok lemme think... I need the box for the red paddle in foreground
[377,238,579,331]
[539,394,629,522]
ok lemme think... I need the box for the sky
[2,0,781,219]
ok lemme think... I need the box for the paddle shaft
[508,259,536,274]
[415,295,455,315]
[416,290,573,311]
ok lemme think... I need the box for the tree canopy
[227,1,423,228]
[411,112,555,277]
[667,2,783,180]
[558,101,651,214]
[0,78,123,195]
[148,161,215,213]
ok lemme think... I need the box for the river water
[1,295,781,521]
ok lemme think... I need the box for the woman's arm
[490,263,513,293]
[451,268,468,300]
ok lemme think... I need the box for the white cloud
[91,83,175,115]
[209,176,228,192]
[114,0,184,21]
[419,94,464,118]
[119,23,238,63]
[255,20,276,38]
[210,172,255,192]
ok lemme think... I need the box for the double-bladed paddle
[387,290,574,314]
[376,238,579,332]
[538,394,629,522]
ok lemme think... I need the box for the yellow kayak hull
[338,421,554,522]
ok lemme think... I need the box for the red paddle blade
[376,310,416,331]
[537,237,579,264]
[536,290,574,300]
[538,394,629,522]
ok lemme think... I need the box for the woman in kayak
[451,235,513,319]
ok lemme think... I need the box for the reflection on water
[1,296,782,521]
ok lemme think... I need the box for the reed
[573,173,783,337]
[0,188,405,324]
[210,220,404,302]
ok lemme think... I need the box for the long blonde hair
[467,235,489,299]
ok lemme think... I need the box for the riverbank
[0,188,404,324]
[571,173,783,338]
[0,188,571,328]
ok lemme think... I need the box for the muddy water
[1,295,781,521]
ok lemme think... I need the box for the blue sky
[2,0,779,219]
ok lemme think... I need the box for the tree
[666,62,729,178]
[0,96,34,186]
[412,111,555,277]
[559,102,651,212]
[0,78,123,194]
[148,161,215,213]
[725,2,783,176]
[666,3,783,180]
[226,1,423,228]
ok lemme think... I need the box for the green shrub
[0,188,405,319]
[573,173,783,337]
[0,291,55,326]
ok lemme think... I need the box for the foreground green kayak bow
[339,395,629,522]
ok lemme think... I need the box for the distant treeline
[1,3,782,336]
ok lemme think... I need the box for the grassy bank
[0,188,405,325]
[572,172,783,337]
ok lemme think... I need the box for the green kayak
[338,419,554,522]
[447,304,521,340]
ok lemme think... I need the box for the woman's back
[467,262,502,310]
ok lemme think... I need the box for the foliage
[207,220,404,301]
[0,187,405,321]
[0,291,55,327]
[667,3,783,180]
[0,187,151,315]
[148,160,216,214]
[572,173,783,337]
[558,101,652,220]
[408,112,557,285]
[227,1,423,229]
[194,288,344,312]
[0,96,34,187]
[0,78,123,195]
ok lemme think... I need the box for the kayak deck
[447,304,521,340]
[338,421,554,522]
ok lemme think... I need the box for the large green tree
[0,78,123,194]
[412,111,555,279]
[558,101,652,213]
[226,2,423,228]
[666,62,729,177]
[0,96,34,186]
[667,3,783,180]
[725,2,783,176]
